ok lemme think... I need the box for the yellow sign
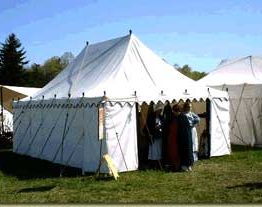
[103,154,119,180]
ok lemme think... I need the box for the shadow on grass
[227,182,262,190]
[17,185,56,193]
[0,149,86,180]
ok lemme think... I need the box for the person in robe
[162,101,173,165]
[167,104,181,171]
[148,103,164,169]
[178,101,200,171]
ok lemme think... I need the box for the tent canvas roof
[29,34,227,103]
[1,85,40,112]
[199,56,262,86]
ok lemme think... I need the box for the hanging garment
[167,116,180,171]
[148,116,163,161]
[178,113,194,168]
[185,112,200,161]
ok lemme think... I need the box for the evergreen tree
[0,33,28,86]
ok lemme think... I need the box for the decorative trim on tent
[13,97,105,110]
[13,95,229,110]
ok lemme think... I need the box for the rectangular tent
[198,56,262,147]
[13,33,231,173]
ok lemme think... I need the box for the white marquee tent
[0,85,40,132]
[198,56,262,147]
[13,33,231,173]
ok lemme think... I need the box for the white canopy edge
[13,87,228,110]
[1,85,41,112]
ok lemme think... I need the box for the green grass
[0,145,262,204]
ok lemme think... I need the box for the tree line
[174,64,207,81]
[0,34,74,88]
[0,33,206,88]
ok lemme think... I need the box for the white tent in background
[13,33,231,174]
[198,56,262,147]
[1,85,40,112]
[0,85,40,132]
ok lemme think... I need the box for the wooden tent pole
[0,86,4,135]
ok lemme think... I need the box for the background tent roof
[1,85,40,112]
[30,34,228,102]
[199,56,262,86]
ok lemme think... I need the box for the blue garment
[185,112,200,161]
[148,116,163,160]
[178,112,200,167]
[185,112,200,127]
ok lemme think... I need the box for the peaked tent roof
[30,34,227,103]
[199,56,262,86]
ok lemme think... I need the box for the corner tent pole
[206,99,211,158]
[0,86,4,136]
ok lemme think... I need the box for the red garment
[167,118,180,171]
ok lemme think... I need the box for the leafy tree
[23,63,45,87]
[60,52,74,66]
[0,33,28,86]
[41,56,68,82]
[24,52,74,87]
[175,64,207,81]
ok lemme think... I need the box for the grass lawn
[0,145,262,204]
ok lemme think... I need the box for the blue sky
[1,0,262,72]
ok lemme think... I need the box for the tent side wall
[213,84,262,147]
[105,102,138,172]
[13,98,104,172]
[228,84,262,147]
[13,97,139,173]
[210,98,231,156]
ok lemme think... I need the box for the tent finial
[129,29,132,35]
[42,95,44,100]
[82,92,85,97]
[134,91,137,96]
[161,90,163,95]
[207,88,210,92]
[86,41,89,46]
[68,93,71,98]
[54,94,57,98]
[103,91,106,96]
[226,88,228,92]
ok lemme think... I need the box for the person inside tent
[167,104,181,171]
[148,103,164,170]
[178,101,200,172]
